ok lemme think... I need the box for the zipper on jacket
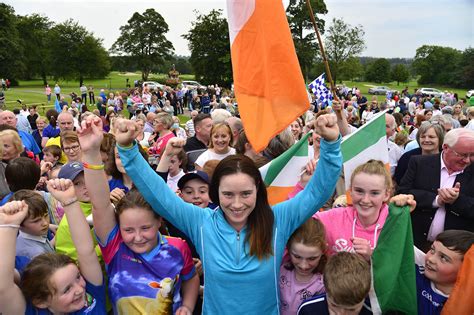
[236,231,240,265]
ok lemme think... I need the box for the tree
[286,0,328,81]
[49,20,110,86]
[16,14,52,84]
[365,58,391,83]
[0,4,24,83]
[456,48,474,88]
[412,45,462,85]
[324,18,365,83]
[339,57,364,81]
[183,9,232,87]
[391,64,410,86]
[112,9,174,81]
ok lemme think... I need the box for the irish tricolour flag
[341,111,389,195]
[227,0,309,153]
[260,133,311,205]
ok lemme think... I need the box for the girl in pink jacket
[313,160,392,260]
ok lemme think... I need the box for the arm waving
[115,119,206,245]
[77,116,116,243]
[0,201,28,314]
[47,179,103,286]
[274,114,343,235]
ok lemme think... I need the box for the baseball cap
[58,162,84,181]
[177,171,210,190]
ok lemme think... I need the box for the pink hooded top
[313,204,389,256]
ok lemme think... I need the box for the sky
[5,0,473,59]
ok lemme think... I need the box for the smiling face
[179,178,210,208]
[289,242,323,280]
[424,241,463,294]
[419,127,440,154]
[290,121,302,140]
[119,207,161,254]
[211,125,232,154]
[442,136,474,172]
[218,172,257,231]
[38,264,87,313]
[350,172,390,226]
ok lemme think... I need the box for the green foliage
[16,14,52,84]
[391,64,410,85]
[325,18,365,83]
[0,4,25,82]
[412,45,462,86]
[365,58,391,83]
[182,9,232,87]
[49,20,110,86]
[286,0,327,81]
[338,57,364,82]
[456,48,474,88]
[112,9,174,81]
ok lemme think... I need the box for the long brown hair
[210,155,274,260]
[21,253,76,306]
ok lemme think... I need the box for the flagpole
[305,0,338,101]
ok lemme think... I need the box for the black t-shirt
[184,136,207,152]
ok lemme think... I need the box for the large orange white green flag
[259,132,311,205]
[341,111,389,200]
[227,0,309,152]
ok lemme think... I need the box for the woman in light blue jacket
[113,114,342,314]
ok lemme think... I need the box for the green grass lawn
[2,71,195,115]
[341,79,469,102]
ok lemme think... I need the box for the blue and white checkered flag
[308,73,333,107]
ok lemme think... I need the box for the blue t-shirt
[416,265,448,315]
[25,280,106,314]
[19,130,41,154]
[108,178,130,193]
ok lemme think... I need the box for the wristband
[0,224,20,229]
[83,162,105,170]
[62,197,78,207]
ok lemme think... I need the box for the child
[297,252,372,314]
[313,160,392,260]
[42,145,62,166]
[415,229,474,315]
[0,178,106,314]
[78,117,199,314]
[11,190,54,260]
[279,218,327,315]
[166,149,186,192]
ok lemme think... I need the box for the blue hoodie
[118,137,342,314]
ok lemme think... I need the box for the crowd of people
[0,81,472,315]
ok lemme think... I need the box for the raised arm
[0,201,28,315]
[47,179,103,286]
[114,118,204,243]
[77,116,116,243]
[274,114,343,234]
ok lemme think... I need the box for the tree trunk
[79,76,84,87]
[41,72,48,86]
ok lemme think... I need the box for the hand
[40,161,53,174]
[110,188,126,205]
[163,137,186,157]
[315,114,339,142]
[47,179,76,204]
[193,258,203,277]
[114,118,141,146]
[390,194,417,212]
[300,159,317,187]
[351,237,373,261]
[175,305,192,315]
[77,116,104,152]
[0,201,28,225]
[437,182,460,205]
[49,224,58,234]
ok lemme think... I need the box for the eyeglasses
[449,147,473,160]
[63,144,80,152]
